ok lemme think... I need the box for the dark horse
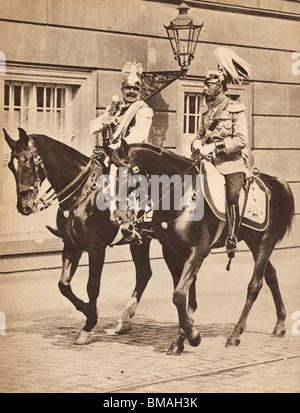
[110,140,295,354]
[3,128,154,344]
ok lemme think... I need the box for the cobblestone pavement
[0,248,299,393]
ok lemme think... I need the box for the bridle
[9,147,45,209]
[11,145,97,215]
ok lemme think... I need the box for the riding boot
[225,205,238,256]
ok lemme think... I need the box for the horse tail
[277,178,295,243]
[261,173,295,244]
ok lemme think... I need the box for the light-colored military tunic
[90,100,153,145]
[194,98,249,175]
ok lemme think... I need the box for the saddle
[199,161,270,232]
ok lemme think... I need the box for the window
[183,92,203,135]
[4,81,74,141]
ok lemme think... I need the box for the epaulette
[226,100,246,113]
[139,104,153,118]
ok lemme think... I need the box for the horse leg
[265,260,286,337]
[74,245,106,345]
[156,245,186,354]
[168,243,209,355]
[58,246,84,313]
[115,238,152,334]
[187,278,198,329]
[166,278,198,355]
[226,237,275,347]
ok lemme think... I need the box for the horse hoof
[115,319,132,335]
[225,336,240,347]
[74,330,93,345]
[166,342,184,355]
[188,329,201,347]
[271,326,286,338]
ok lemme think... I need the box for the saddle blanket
[199,161,270,231]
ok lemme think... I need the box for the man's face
[203,80,222,100]
[122,85,141,104]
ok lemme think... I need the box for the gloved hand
[192,142,215,160]
[101,114,115,125]
[198,143,215,157]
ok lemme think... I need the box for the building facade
[0,0,299,258]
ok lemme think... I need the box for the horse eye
[22,155,30,163]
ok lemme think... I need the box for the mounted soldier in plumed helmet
[191,47,252,256]
[89,61,153,243]
[90,60,153,160]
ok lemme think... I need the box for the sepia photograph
[0,0,299,396]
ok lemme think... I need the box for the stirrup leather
[226,204,238,255]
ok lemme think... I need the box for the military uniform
[90,99,153,147]
[90,60,153,147]
[97,100,153,146]
[192,94,250,255]
[195,97,249,175]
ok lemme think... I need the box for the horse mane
[29,134,90,165]
[129,143,193,168]
[130,142,163,154]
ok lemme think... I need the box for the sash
[112,101,147,142]
[202,97,230,144]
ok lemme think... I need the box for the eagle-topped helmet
[121,60,143,89]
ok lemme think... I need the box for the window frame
[2,63,92,139]
[4,81,72,141]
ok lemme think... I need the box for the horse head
[3,128,46,215]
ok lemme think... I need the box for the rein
[34,159,97,215]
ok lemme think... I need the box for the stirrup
[225,235,238,254]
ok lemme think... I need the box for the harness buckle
[91,180,97,191]
[34,155,43,166]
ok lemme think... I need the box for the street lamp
[164,2,204,70]
[141,2,204,101]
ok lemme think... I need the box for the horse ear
[18,127,29,143]
[3,128,15,149]
[120,138,130,156]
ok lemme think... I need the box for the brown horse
[110,140,295,354]
[3,128,155,344]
